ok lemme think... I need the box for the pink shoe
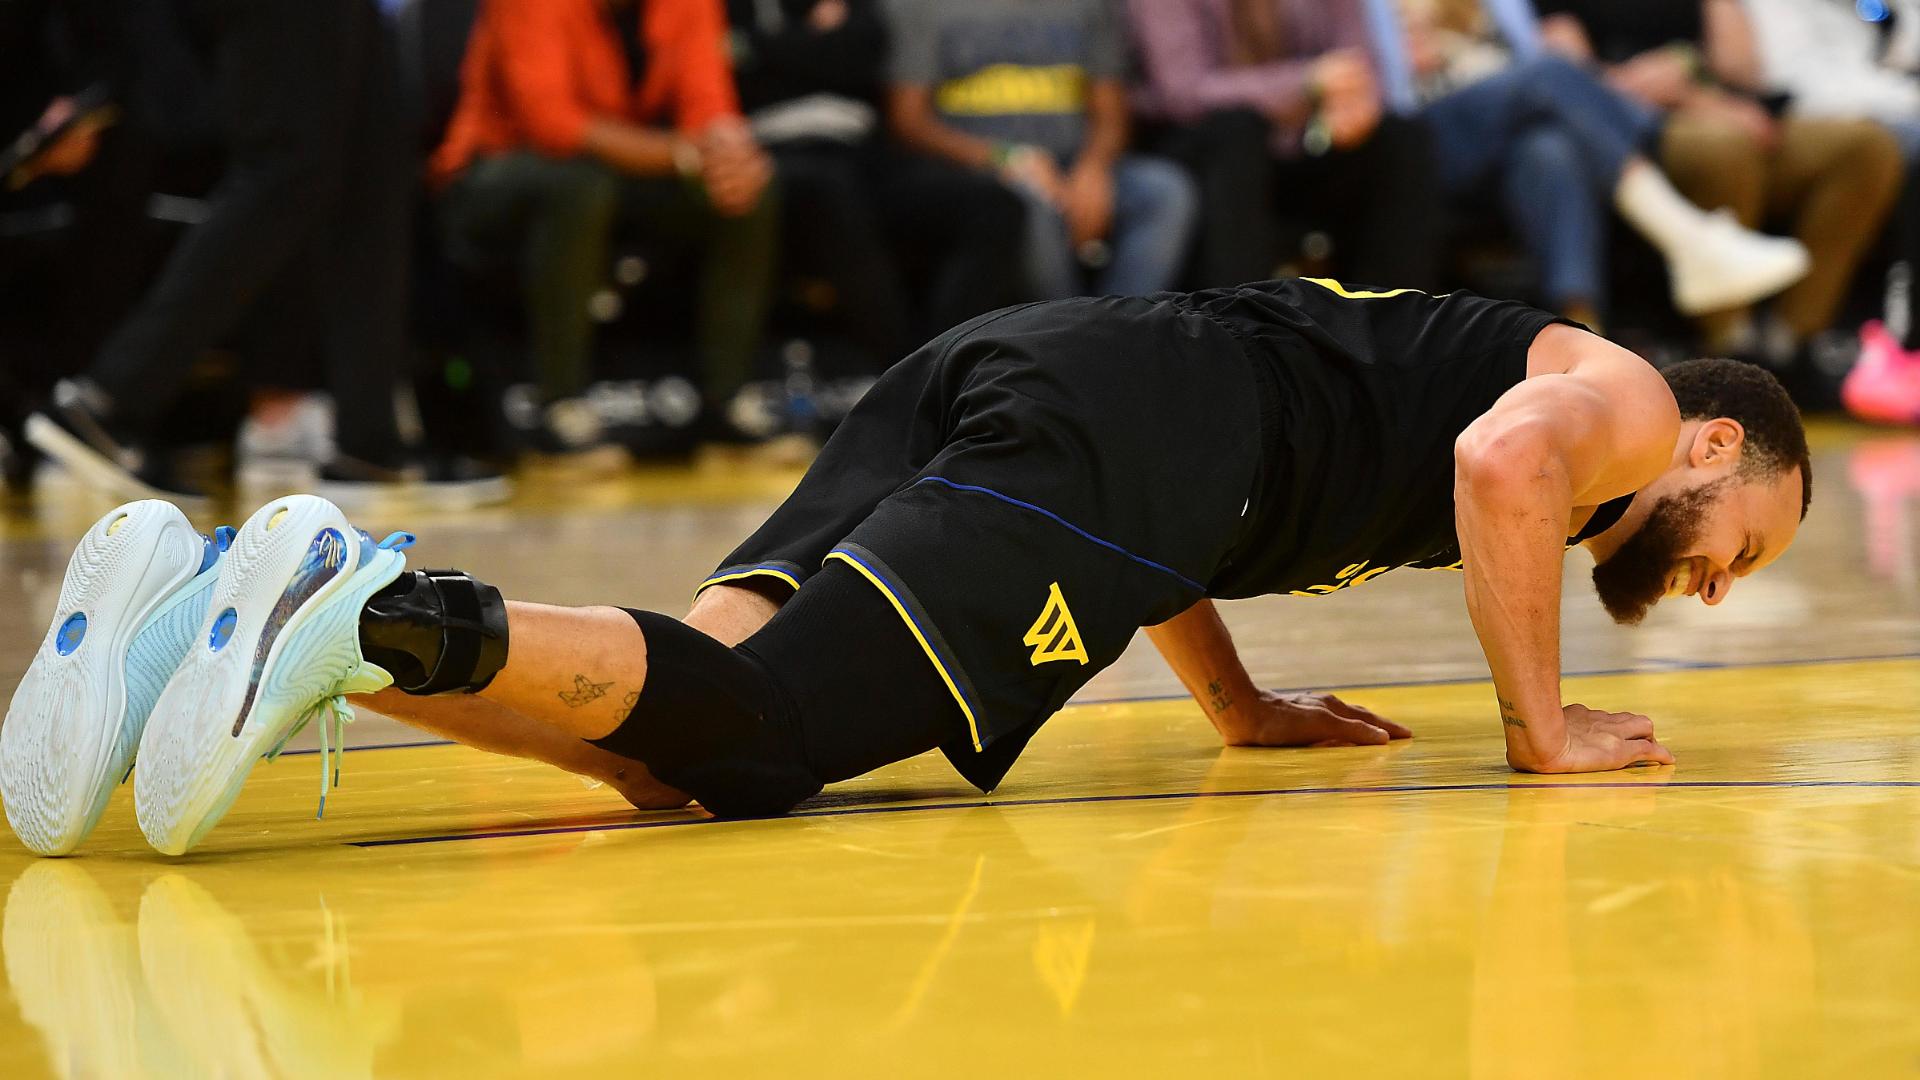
[1842,321,1920,425]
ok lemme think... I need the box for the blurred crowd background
[4,0,1920,509]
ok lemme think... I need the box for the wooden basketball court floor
[0,420,1915,1078]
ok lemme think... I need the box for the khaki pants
[1660,114,1902,343]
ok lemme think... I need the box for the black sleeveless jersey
[1186,278,1631,600]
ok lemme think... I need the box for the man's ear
[1691,417,1747,468]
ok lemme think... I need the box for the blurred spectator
[21,0,485,504]
[431,0,779,450]
[1398,0,1808,329]
[1537,0,1903,381]
[727,0,1026,359]
[1130,0,1440,290]
[1744,0,1920,424]
[887,0,1196,299]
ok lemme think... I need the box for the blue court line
[351,778,1920,849]
[293,648,1920,760]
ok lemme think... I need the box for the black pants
[440,153,780,407]
[87,0,410,462]
[1150,109,1445,291]
[770,141,914,363]
[871,154,1032,342]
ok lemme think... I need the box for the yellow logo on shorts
[1024,582,1089,667]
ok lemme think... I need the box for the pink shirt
[1129,0,1370,152]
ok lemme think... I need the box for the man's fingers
[1330,715,1391,746]
[1320,696,1413,739]
[1603,712,1655,740]
[1624,737,1676,767]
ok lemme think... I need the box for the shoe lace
[263,530,418,820]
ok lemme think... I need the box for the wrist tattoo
[1498,696,1526,729]
[559,674,613,708]
[1206,679,1235,715]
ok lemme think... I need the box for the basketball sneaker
[1842,320,1920,426]
[25,378,208,506]
[1665,210,1810,317]
[1,501,232,855]
[134,494,413,855]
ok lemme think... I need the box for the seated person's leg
[772,144,914,361]
[619,172,780,423]
[1333,117,1445,290]
[1501,127,1606,326]
[872,154,1031,333]
[1767,117,1903,343]
[1017,183,1081,300]
[1098,155,1197,296]
[440,153,622,407]
[1142,109,1276,287]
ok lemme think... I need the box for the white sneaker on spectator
[1667,211,1810,317]
[236,394,333,490]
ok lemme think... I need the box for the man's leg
[1145,109,1279,287]
[355,582,782,808]
[618,175,781,415]
[1014,183,1081,300]
[872,153,1031,335]
[359,563,965,818]
[1501,126,1607,321]
[1659,113,1767,347]
[86,0,350,431]
[1766,117,1903,341]
[1097,155,1197,297]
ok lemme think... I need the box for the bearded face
[1590,481,1727,626]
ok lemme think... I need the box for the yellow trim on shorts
[823,551,984,752]
[694,566,802,602]
[1301,277,1426,300]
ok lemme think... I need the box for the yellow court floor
[0,423,1916,1078]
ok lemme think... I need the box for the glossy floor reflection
[0,423,1916,1078]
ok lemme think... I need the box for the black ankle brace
[358,569,510,695]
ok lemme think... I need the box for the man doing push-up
[1,278,1809,854]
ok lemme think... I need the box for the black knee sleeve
[359,569,510,695]
[590,609,822,819]
[586,564,967,817]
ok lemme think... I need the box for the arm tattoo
[559,674,614,708]
[1498,696,1526,729]
[1206,679,1235,715]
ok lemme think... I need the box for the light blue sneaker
[1,501,233,855]
[134,495,413,855]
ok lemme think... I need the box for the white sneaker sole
[1,501,207,855]
[135,495,404,855]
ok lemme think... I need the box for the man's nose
[1701,567,1733,605]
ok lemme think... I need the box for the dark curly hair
[1660,358,1812,519]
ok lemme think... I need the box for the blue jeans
[1423,54,1659,307]
[1016,154,1198,299]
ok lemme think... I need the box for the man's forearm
[1453,454,1572,769]
[1073,81,1129,173]
[887,85,1001,171]
[1144,600,1260,742]
[581,117,688,177]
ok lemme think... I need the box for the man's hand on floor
[1219,690,1413,748]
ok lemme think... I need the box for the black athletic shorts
[700,297,1269,791]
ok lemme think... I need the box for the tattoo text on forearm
[1498,696,1526,729]
[1207,679,1235,715]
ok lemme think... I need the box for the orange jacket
[430,0,740,186]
